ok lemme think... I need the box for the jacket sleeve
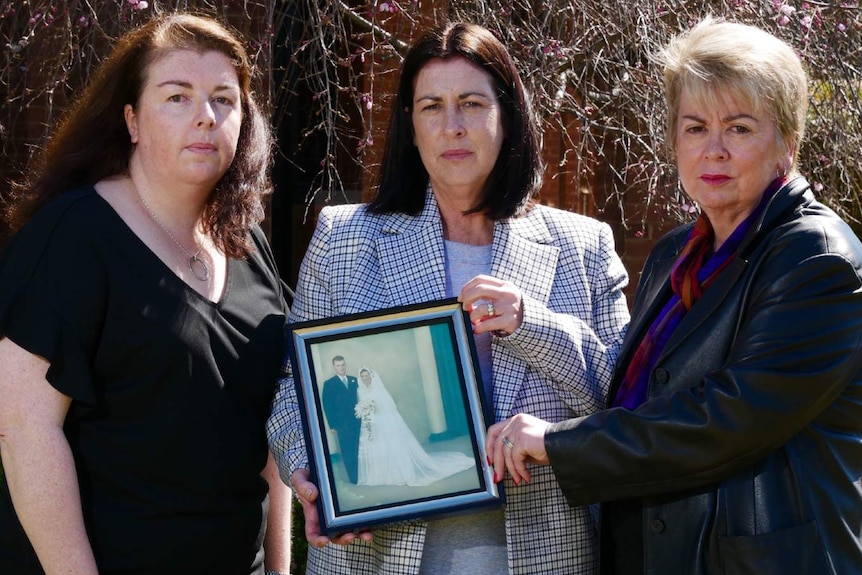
[545,219,862,506]
[266,208,337,481]
[501,219,630,415]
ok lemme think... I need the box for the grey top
[418,240,507,575]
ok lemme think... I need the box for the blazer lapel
[490,210,560,420]
[376,193,448,306]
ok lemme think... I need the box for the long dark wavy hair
[5,12,273,258]
[368,22,543,220]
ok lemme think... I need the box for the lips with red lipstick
[700,174,731,185]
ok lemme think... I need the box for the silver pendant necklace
[132,181,211,282]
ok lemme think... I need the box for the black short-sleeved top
[0,186,288,575]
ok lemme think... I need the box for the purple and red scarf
[612,177,786,409]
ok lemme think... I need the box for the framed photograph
[287,298,502,534]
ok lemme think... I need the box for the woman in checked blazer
[267,22,630,574]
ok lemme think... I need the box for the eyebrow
[415,91,491,102]
[681,112,759,123]
[156,80,239,92]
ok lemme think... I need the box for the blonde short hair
[659,17,808,167]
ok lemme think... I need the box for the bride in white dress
[354,367,475,487]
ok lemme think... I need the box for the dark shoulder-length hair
[6,12,272,257]
[368,22,543,219]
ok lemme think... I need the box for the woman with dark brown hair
[267,21,630,574]
[0,13,291,575]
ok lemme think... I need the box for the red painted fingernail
[486,455,492,466]
[493,472,498,483]
[514,478,519,486]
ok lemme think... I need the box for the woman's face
[411,56,505,203]
[124,49,242,191]
[675,88,792,232]
[360,371,371,385]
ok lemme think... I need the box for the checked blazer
[267,191,630,574]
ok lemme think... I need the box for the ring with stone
[502,436,514,450]
[486,301,496,317]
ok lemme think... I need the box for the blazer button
[649,519,665,533]
[653,368,669,385]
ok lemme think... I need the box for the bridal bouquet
[354,399,376,441]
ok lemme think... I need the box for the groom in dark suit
[321,355,361,483]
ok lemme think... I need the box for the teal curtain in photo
[429,323,469,437]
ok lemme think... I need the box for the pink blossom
[778,15,790,26]
[779,4,795,15]
[814,182,824,192]
[837,23,846,32]
[801,15,812,29]
[355,135,375,154]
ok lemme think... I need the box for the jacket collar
[738,175,812,257]
[375,189,559,303]
[612,177,813,395]
[666,177,813,355]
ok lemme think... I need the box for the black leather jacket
[546,177,862,574]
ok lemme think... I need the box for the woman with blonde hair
[489,17,862,575]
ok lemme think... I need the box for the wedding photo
[312,329,479,511]
[286,300,502,533]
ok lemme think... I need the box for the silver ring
[486,301,496,317]
[502,436,514,450]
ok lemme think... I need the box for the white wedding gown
[355,368,475,486]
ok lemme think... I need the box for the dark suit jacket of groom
[322,373,361,483]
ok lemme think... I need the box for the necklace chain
[132,181,211,282]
